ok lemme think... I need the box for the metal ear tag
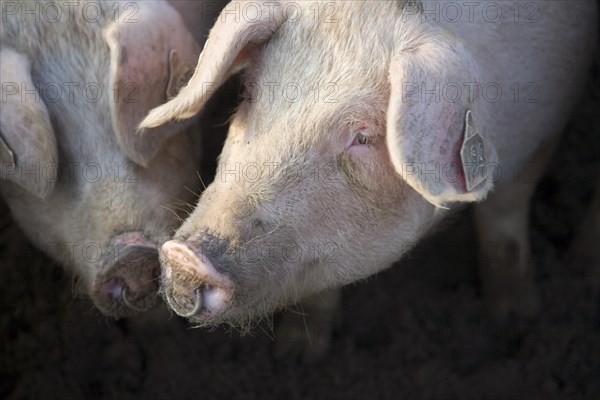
[460,110,486,192]
[0,132,16,169]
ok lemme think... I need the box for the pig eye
[352,131,374,146]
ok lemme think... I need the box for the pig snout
[160,240,234,319]
[91,232,161,317]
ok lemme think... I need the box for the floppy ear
[386,34,498,207]
[103,0,200,167]
[140,0,288,129]
[0,48,58,199]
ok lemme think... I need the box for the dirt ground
[2,44,599,400]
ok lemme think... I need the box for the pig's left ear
[103,1,200,167]
[386,35,498,207]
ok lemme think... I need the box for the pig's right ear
[0,48,58,199]
[140,1,289,129]
[386,35,498,207]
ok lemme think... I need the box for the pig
[0,0,206,317]
[141,0,598,337]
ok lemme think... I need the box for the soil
[1,42,599,400]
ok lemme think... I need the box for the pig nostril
[101,278,124,300]
[121,285,152,313]
[181,288,203,317]
[166,287,203,318]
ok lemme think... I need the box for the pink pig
[142,0,597,348]
[0,0,222,316]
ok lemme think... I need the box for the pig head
[141,1,596,326]
[1,0,202,316]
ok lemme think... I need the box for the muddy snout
[91,232,161,317]
[160,240,234,319]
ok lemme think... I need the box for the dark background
[1,29,599,400]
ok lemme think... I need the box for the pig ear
[104,1,200,167]
[140,1,288,129]
[386,36,498,207]
[0,48,58,199]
